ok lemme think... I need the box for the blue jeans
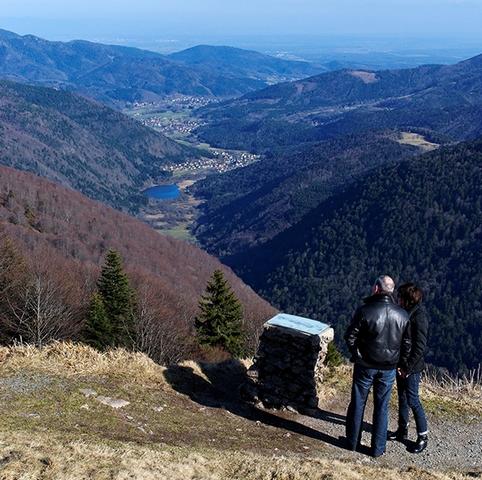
[397,372,428,435]
[346,364,396,456]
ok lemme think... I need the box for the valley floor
[0,344,480,479]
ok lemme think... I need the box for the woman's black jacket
[405,304,429,374]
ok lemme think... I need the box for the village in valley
[124,95,261,240]
[126,95,260,174]
[165,150,260,175]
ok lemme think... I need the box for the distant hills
[0,164,275,348]
[234,138,482,373]
[0,29,324,105]
[0,80,193,210]
[169,45,322,84]
[197,53,482,151]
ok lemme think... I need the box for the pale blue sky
[1,0,482,43]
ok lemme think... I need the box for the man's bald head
[373,275,395,294]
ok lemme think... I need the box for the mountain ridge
[0,29,324,105]
[197,53,482,151]
[169,44,322,82]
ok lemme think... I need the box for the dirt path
[165,361,482,473]
[298,395,482,471]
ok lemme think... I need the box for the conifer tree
[84,293,112,350]
[91,250,136,349]
[195,269,244,357]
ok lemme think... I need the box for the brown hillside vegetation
[0,343,479,480]
[0,80,194,210]
[0,165,275,355]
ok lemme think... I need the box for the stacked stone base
[243,323,334,411]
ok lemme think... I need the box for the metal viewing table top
[266,313,331,336]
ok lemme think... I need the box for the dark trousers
[346,364,396,456]
[397,372,428,435]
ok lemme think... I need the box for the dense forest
[192,133,419,257]
[235,139,482,374]
[0,80,194,210]
[0,165,275,362]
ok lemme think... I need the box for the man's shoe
[372,449,385,458]
[387,426,408,441]
[411,434,428,454]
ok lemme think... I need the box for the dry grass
[2,343,480,417]
[420,367,482,417]
[397,132,439,151]
[0,342,167,386]
[0,430,474,480]
[348,70,379,84]
[323,363,482,417]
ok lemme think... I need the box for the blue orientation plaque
[266,313,330,336]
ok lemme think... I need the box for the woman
[388,282,429,454]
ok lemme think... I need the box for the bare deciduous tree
[133,281,190,365]
[7,272,77,347]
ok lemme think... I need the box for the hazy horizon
[1,0,482,54]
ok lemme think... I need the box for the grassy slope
[0,343,480,479]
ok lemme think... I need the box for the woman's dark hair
[397,283,423,310]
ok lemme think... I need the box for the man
[344,275,411,458]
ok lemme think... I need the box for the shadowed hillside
[192,133,419,257]
[0,80,194,210]
[235,138,482,373]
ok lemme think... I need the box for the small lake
[143,184,181,200]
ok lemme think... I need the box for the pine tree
[195,270,245,357]
[84,293,112,350]
[95,250,136,348]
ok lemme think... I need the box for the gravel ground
[298,395,482,472]
[0,374,58,398]
[1,367,479,474]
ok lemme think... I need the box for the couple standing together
[344,275,429,458]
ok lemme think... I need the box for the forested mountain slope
[0,80,193,210]
[0,165,274,351]
[197,54,482,151]
[192,134,419,257]
[0,29,323,105]
[169,45,322,84]
[239,139,482,373]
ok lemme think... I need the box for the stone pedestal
[243,313,334,411]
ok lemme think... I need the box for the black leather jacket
[345,293,411,370]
